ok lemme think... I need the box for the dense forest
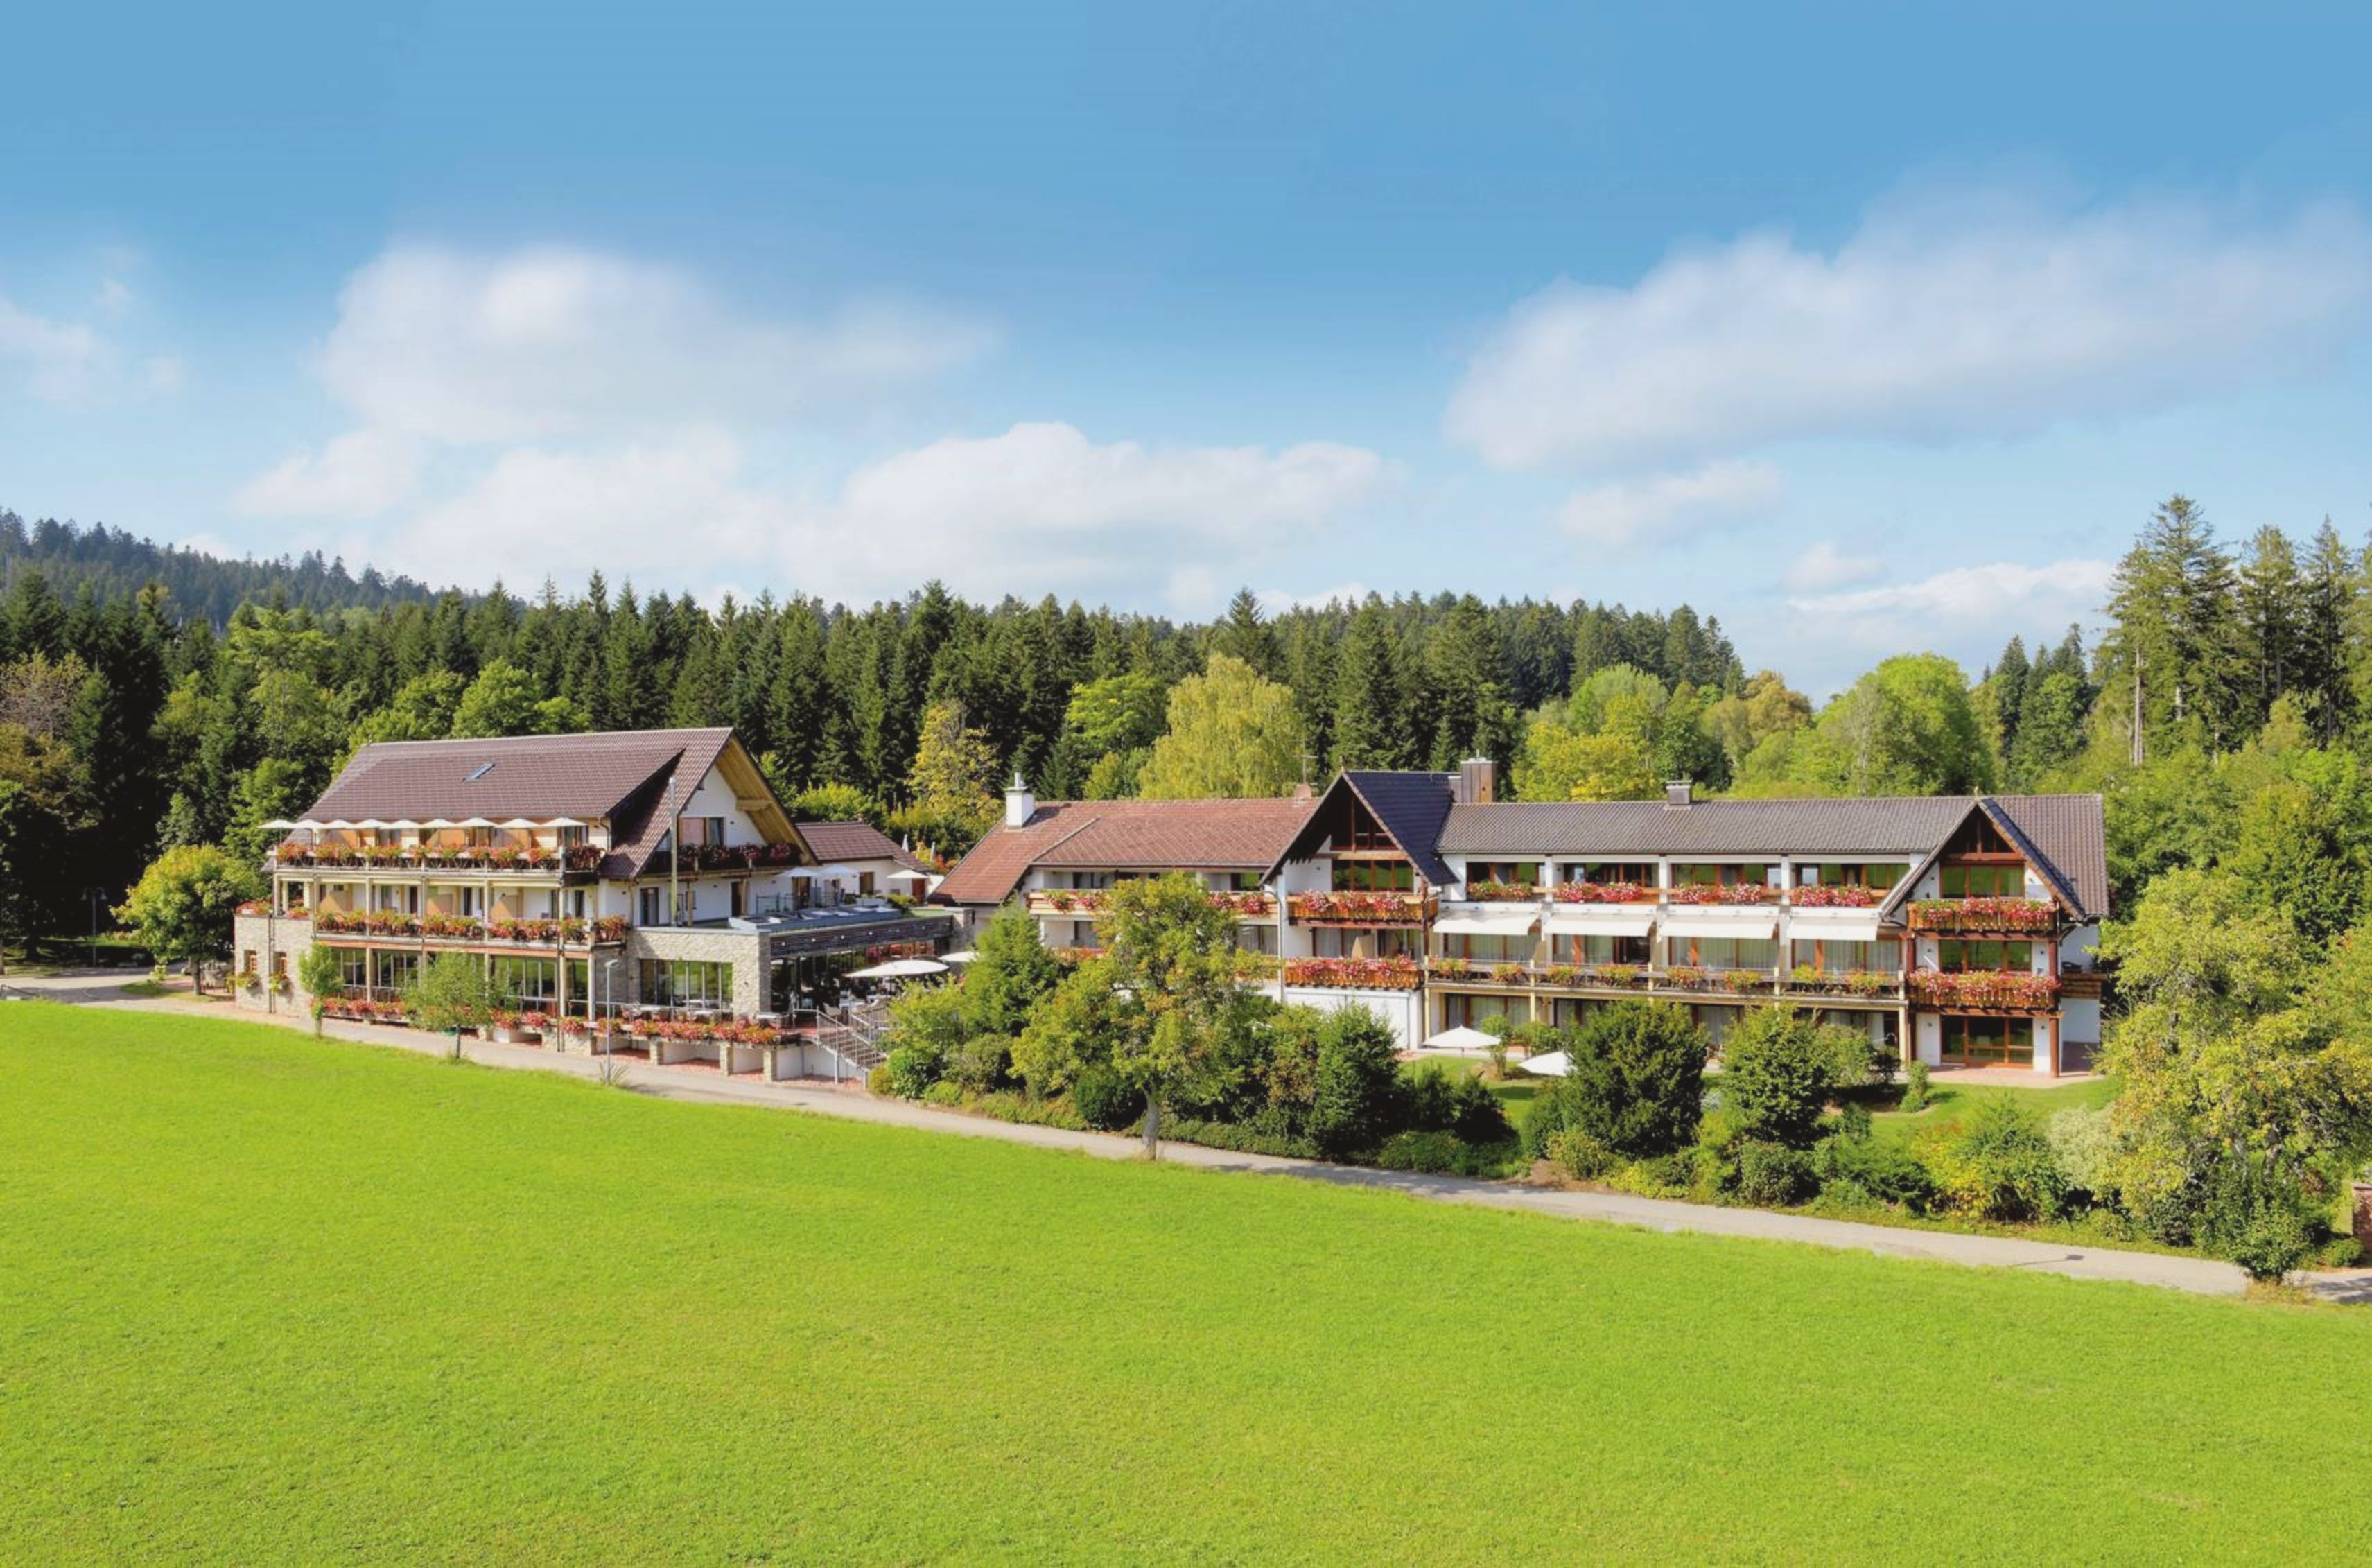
[2,494,2369,961]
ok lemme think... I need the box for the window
[1467,861,1541,887]
[1560,861,1657,887]
[1440,993,1513,1029]
[557,825,588,848]
[638,887,664,927]
[681,816,726,848]
[339,950,369,988]
[466,760,495,781]
[1230,871,1265,891]
[1942,1014,2034,1066]
[489,957,559,1008]
[1937,939,2033,972]
[1673,863,1769,887]
[1557,933,1650,967]
[1797,862,1904,891]
[1331,859,1414,892]
[1311,927,1416,959]
[638,959,733,1008]
[1790,940,1901,975]
[1439,933,1533,964]
[1942,864,2027,898]
[1666,936,1776,970]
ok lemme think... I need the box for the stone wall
[626,927,767,1016]
[232,912,316,1018]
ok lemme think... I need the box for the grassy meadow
[3,1002,2367,1563]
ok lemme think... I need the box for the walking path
[15,973,2356,1302]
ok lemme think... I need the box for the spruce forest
[0,495,2366,957]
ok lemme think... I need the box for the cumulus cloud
[236,428,422,519]
[1784,540,1885,593]
[381,421,1390,605]
[1556,459,1781,547]
[315,244,997,444]
[0,292,105,404]
[1774,558,2116,686]
[1448,190,2372,471]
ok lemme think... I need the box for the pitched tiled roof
[1990,794,2111,919]
[932,797,1316,907]
[1263,771,1459,887]
[797,819,930,873]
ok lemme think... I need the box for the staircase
[814,1000,892,1072]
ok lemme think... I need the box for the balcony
[311,912,629,947]
[1786,885,1881,908]
[1424,958,1906,1004]
[1459,880,1544,903]
[657,842,806,875]
[273,843,602,875]
[1287,891,1435,927]
[1280,956,1423,991]
[1906,897,2057,934]
[1907,970,2061,1011]
[1546,882,1655,905]
[1025,888,1276,920]
[1666,882,1778,906]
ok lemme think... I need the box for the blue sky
[6,2,2372,692]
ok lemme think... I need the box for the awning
[1433,913,1540,937]
[1788,916,1883,943]
[1544,911,1655,938]
[1662,914,1779,941]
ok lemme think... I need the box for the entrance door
[1940,1014,2032,1067]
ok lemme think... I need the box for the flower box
[1908,897,2056,933]
[1907,970,2060,1010]
[1460,880,1540,903]
[1549,882,1652,904]
[1280,957,1423,991]
[1287,891,1429,925]
[1788,885,1878,908]
[1666,883,1774,906]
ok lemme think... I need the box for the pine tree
[1330,600,1411,770]
[2235,525,2301,728]
[1210,588,1279,677]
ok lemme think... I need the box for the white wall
[1280,985,1423,1050]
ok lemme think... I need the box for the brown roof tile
[932,797,1316,907]
[796,819,930,873]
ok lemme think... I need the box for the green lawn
[5,1004,2369,1562]
[1870,1072,2121,1146]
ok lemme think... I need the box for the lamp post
[603,957,621,1067]
[83,886,107,969]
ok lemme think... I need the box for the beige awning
[1787,915,1883,943]
[1662,914,1779,941]
[1434,913,1540,937]
[1544,911,1655,939]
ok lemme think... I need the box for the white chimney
[1004,772,1036,828]
[1664,780,1693,810]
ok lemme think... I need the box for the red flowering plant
[1549,881,1654,904]
[592,916,629,943]
[1788,885,1878,908]
[1428,955,1472,979]
[1666,882,1773,905]
[1460,880,1540,903]
[1209,891,1275,916]
[1280,957,1423,991]
[565,844,604,872]
[1908,970,2059,1009]
[1908,897,2055,932]
[518,1011,553,1033]
[1288,891,1426,925]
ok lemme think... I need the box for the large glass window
[1559,861,1656,887]
[1941,864,2026,898]
[1796,862,1905,891]
[1332,859,1415,892]
[1937,939,2034,972]
[1440,993,1514,1029]
[1941,1015,2034,1065]
[638,959,733,1008]
[1666,936,1777,970]
[1673,863,1770,887]
[1440,933,1533,964]
[489,957,559,1008]
[1466,861,1542,887]
[1789,939,1901,974]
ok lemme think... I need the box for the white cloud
[315,243,997,444]
[94,277,134,320]
[1775,558,2117,686]
[380,420,1388,604]
[1556,459,1781,547]
[0,292,105,404]
[1784,540,1884,593]
[1448,190,2372,471]
[236,428,421,519]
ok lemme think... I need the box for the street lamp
[82,887,109,970]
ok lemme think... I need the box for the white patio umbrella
[421,819,458,829]
[845,958,949,980]
[787,867,821,880]
[455,817,498,828]
[1421,1024,1499,1052]
[886,868,932,884]
[816,864,859,881]
[261,819,301,830]
[497,818,541,830]
[542,816,587,827]
[1519,1050,1573,1077]
[940,950,979,964]
[294,819,328,830]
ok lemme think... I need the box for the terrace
[1424,957,1906,1004]
[1024,887,1276,919]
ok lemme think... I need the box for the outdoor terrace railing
[270,843,604,873]
[1906,970,2061,1010]
[1423,957,1907,1002]
[1906,897,2057,933]
[1279,956,1423,991]
[1025,888,1276,918]
[1286,891,1435,926]
[659,842,806,873]
[310,912,630,945]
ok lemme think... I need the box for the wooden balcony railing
[1279,957,1423,991]
[272,844,604,873]
[311,912,629,946]
[1422,959,1906,1003]
[1286,891,1435,927]
[1906,971,2061,1011]
[1906,897,2057,934]
[1026,889,1275,919]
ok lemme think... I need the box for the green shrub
[1900,1060,1931,1113]
[1160,1117,1318,1160]
[1922,1098,2066,1221]
[1404,1063,1458,1132]
[1814,1133,1934,1209]
[1721,1009,1840,1148]
[1814,1176,1875,1211]
[2317,1235,2365,1269]
[2198,1172,2321,1282]
[1534,1001,1707,1160]
[1735,1141,1816,1206]
[2046,1104,2118,1201]
[951,1033,1015,1095]
[1545,1127,1616,1181]
[1835,1101,1873,1143]
[1375,1131,1464,1173]
[865,1063,893,1097]
[885,1044,945,1099]
[1309,1007,1406,1157]
[1607,1152,1693,1198]
[919,1080,965,1108]
[1072,1064,1142,1132]
[1447,1072,1512,1144]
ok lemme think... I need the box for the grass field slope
[3,1003,2368,1563]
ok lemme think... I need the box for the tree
[965,902,1062,1037]
[1330,599,1411,770]
[1512,713,1659,801]
[297,943,345,1037]
[1136,654,1305,799]
[451,657,585,738]
[1308,1005,1406,1157]
[1763,654,1997,797]
[406,952,497,1060]
[1096,873,1243,1156]
[904,699,1001,830]
[1210,588,1279,676]
[2235,525,2301,728]
[1537,1000,1708,1158]
[0,779,64,970]
[1720,1009,1848,1148]
[2100,495,2247,754]
[115,844,265,995]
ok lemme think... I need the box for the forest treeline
[2,494,2370,952]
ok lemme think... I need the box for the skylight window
[466,761,496,781]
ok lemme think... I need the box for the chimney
[1458,756,1496,805]
[1664,779,1693,810]
[1004,772,1036,829]
[1290,780,1314,803]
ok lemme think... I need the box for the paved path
[2,975,2294,1300]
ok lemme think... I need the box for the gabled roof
[1266,771,1458,887]
[932,796,1316,907]
[797,819,930,874]
[299,726,803,881]
[1989,795,2110,919]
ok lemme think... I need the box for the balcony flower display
[1287,891,1427,925]
[592,916,629,943]
[1230,951,1282,981]
[1460,880,1539,903]
[1666,882,1774,905]
[1209,891,1275,917]
[1907,970,2060,1009]
[1908,897,2056,932]
[1596,964,1643,988]
[1541,963,1580,988]
[565,844,605,871]
[1490,962,1528,986]
[1549,881,1652,904]
[1427,955,1471,980]
[1788,885,1878,908]
[1662,964,1706,989]
[1280,957,1422,991]
[1722,968,1775,993]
